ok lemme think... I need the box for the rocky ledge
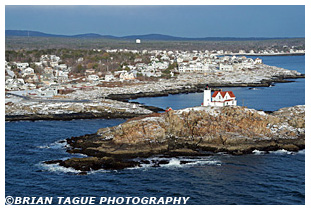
[107,75,305,101]
[45,105,305,173]
[5,98,161,121]
[5,112,143,121]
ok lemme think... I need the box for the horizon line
[5,29,305,39]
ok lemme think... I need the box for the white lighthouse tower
[203,85,212,106]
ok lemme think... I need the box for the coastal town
[5,47,304,119]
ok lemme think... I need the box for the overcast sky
[5,5,305,38]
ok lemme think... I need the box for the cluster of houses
[4,46,304,98]
[5,53,147,97]
[117,49,266,75]
[4,50,262,98]
[176,52,263,73]
[5,55,70,91]
[89,47,305,78]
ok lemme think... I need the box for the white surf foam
[38,162,81,174]
[162,158,182,168]
[269,149,294,155]
[37,145,50,149]
[132,156,221,170]
[88,168,109,174]
[187,160,221,166]
[252,150,266,155]
[37,139,67,149]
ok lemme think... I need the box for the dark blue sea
[5,55,305,205]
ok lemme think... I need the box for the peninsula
[5,49,304,121]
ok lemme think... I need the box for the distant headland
[5,30,305,41]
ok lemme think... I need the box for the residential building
[203,86,237,107]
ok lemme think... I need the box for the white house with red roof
[203,85,237,107]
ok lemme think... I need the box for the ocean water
[131,55,305,111]
[5,56,305,205]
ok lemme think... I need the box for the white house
[203,86,237,107]
[219,63,233,71]
[58,64,68,70]
[85,69,96,75]
[178,62,209,73]
[105,74,115,82]
[55,70,69,83]
[50,61,59,68]
[21,67,35,77]
[254,58,263,64]
[88,75,99,81]
[141,69,162,77]
[6,68,16,78]
[5,78,26,90]
[36,87,58,98]
[44,67,54,74]
[176,57,184,63]
[40,55,60,62]
[15,62,29,70]
[34,62,43,67]
[120,72,135,80]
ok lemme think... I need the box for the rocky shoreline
[5,112,142,122]
[107,74,304,101]
[5,96,164,121]
[5,73,300,122]
[5,104,163,122]
[5,64,304,121]
[44,105,305,173]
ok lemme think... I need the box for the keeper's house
[202,85,237,107]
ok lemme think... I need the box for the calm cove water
[131,55,305,111]
[5,55,305,205]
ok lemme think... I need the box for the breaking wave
[160,158,181,168]
[38,162,81,174]
[36,139,68,149]
[269,149,295,155]
[131,156,222,170]
[252,149,305,155]
[88,169,110,175]
[252,150,266,155]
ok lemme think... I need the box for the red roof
[227,91,235,97]
[212,99,235,103]
[212,91,236,98]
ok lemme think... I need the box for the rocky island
[45,105,305,173]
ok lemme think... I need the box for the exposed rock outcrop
[45,105,305,171]
[5,98,156,121]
